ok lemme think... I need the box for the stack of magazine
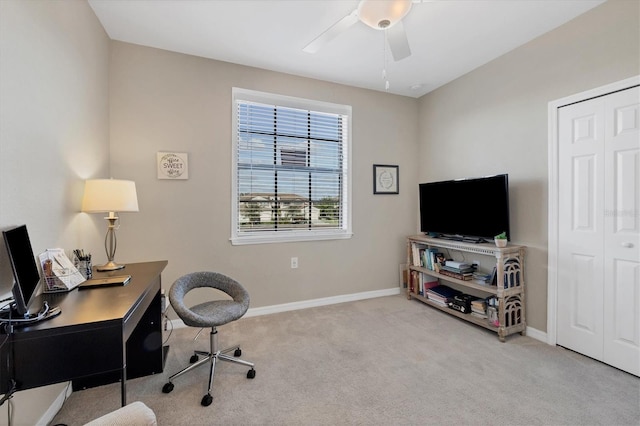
[470,298,488,318]
[472,267,497,286]
[426,284,462,307]
[439,261,475,281]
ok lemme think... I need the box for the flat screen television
[419,174,510,243]
[2,225,40,317]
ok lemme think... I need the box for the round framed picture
[157,152,189,180]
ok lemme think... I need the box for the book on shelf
[490,266,497,286]
[409,270,419,293]
[471,299,486,308]
[426,297,448,307]
[444,260,471,269]
[421,250,428,269]
[425,292,450,306]
[409,270,439,296]
[422,274,439,291]
[427,284,461,297]
[410,242,444,272]
[427,248,439,270]
[411,243,422,267]
[439,269,473,281]
[471,311,488,319]
[412,243,437,269]
[441,265,475,274]
[470,298,487,316]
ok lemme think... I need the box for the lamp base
[96,261,125,272]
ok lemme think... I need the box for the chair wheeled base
[162,326,255,406]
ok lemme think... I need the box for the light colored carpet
[52,294,639,425]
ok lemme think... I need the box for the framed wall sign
[157,152,189,180]
[373,164,399,194]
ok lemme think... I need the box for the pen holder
[75,257,93,279]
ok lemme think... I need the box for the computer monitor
[2,225,41,317]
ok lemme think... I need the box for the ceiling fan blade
[303,10,359,54]
[386,21,411,61]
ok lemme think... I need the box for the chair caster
[247,368,256,379]
[201,393,213,406]
[234,348,242,357]
[162,382,174,393]
[190,354,199,363]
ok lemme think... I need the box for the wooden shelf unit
[406,235,526,341]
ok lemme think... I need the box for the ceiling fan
[303,0,418,61]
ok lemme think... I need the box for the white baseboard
[245,287,402,317]
[167,288,551,346]
[168,287,402,329]
[525,326,547,343]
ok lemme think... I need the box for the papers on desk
[39,248,86,292]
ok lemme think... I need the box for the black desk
[0,260,167,406]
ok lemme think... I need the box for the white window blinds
[231,88,352,245]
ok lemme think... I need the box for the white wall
[108,42,419,312]
[0,0,110,423]
[417,0,640,331]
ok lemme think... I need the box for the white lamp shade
[358,0,412,30]
[81,179,139,213]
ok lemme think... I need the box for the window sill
[230,231,353,246]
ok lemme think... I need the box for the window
[231,88,352,245]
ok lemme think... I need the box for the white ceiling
[88,0,605,98]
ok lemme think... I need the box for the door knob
[621,242,634,248]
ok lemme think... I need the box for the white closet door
[603,87,640,376]
[558,86,640,376]
[558,96,606,360]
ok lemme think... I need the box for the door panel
[570,253,598,332]
[603,87,640,376]
[558,97,605,359]
[572,155,597,231]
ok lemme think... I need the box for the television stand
[407,235,526,341]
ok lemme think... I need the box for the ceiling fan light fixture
[358,0,413,30]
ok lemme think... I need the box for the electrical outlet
[291,257,298,269]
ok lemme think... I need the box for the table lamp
[81,179,139,271]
